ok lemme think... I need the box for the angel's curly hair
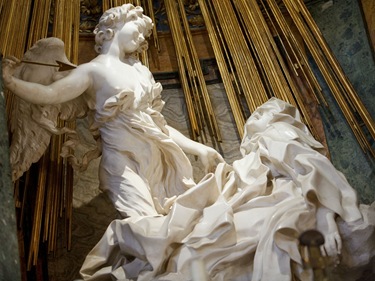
[94,4,153,54]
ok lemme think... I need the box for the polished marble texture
[45,0,375,280]
[49,84,375,281]
[47,83,243,280]
[0,1,373,280]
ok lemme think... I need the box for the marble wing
[9,37,89,181]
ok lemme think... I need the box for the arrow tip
[56,60,77,72]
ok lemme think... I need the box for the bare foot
[316,204,342,263]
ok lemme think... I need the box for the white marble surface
[48,90,374,281]
[2,3,374,279]
[48,84,241,281]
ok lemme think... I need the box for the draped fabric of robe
[95,79,195,218]
[80,97,362,281]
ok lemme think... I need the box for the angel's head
[94,4,153,55]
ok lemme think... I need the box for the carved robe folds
[80,98,364,281]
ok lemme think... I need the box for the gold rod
[265,0,327,107]
[257,0,318,133]
[164,0,202,140]
[176,0,222,141]
[295,0,375,141]
[282,0,373,154]
[27,154,48,270]
[147,0,160,52]
[198,0,245,139]
[211,0,268,112]
[15,0,32,59]
[19,0,52,267]
[238,0,294,104]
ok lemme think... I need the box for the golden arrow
[21,59,77,71]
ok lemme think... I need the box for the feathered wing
[9,37,93,181]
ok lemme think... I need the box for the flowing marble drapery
[80,98,363,281]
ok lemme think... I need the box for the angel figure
[2,3,371,281]
[6,37,92,182]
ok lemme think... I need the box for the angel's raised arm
[2,56,91,105]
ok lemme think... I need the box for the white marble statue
[2,4,374,281]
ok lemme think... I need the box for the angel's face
[118,20,147,54]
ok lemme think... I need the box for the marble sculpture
[2,4,374,281]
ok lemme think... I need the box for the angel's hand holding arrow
[2,54,76,85]
[2,55,21,88]
[2,53,77,100]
